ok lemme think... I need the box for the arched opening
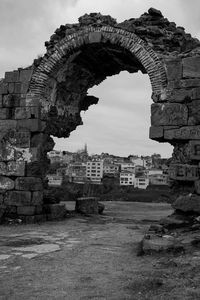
[53,71,173,157]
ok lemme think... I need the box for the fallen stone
[0,205,6,224]
[75,197,98,215]
[142,235,184,254]
[160,213,191,229]
[148,224,165,233]
[172,194,200,214]
[98,202,105,214]
[45,204,66,220]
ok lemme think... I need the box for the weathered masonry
[1,8,200,222]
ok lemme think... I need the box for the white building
[120,162,135,172]
[147,169,163,176]
[135,176,149,189]
[130,157,148,168]
[103,163,119,175]
[46,174,63,186]
[86,160,103,184]
[120,171,135,186]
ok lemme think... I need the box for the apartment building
[120,171,135,186]
[86,160,103,184]
[67,162,87,183]
[103,163,119,175]
[120,162,135,173]
[135,176,149,189]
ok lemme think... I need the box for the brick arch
[29,26,167,101]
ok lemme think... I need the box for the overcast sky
[1,0,200,157]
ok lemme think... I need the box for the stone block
[19,215,36,224]
[29,148,42,162]
[195,180,200,194]
[15,177,43,191]
[183,57,200,78]
[88,32,102,43]
[0,121,17,135]
[172,194,200,214]
[192,87,200,100]
[189,140,200,160]
[19,69,33,82]
[0,108,10,119]
[149,126,163,140]
[2,94,20,107]
[35,205,43,214]
[8,83,15,93]
[32,191,43,205]
[0,81,8,94]
[180,79,200,88]
[7,131,30,148]
[21,82,30,94]
[26,161,45,177]
[164,126,200,140]
[17,119,42,132]
[7,161,25,176]
[4,71,19,82]
[14,83,22,93]
[0,176,15,190]
[75,197,98,214]
[34,214,46,223]
[17,205,36,215]
[45,204,66,220]
[5,205,17,217]
[0,162,7,175]
[0,194,4,204]
[151,103,188,126]
[142,235,181,254]
[168,164,199,181]
[25,94,40,107]
[14,107,40,120]
[187,100,200,125]
[165,58,182,81]
[4,191,31,206]
[168,88,193,103]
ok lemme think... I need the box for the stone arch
[1,8,200,222]
[29,26,167,97]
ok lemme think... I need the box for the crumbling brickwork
[1,8,200,222]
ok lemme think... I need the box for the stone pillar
[0,68,48,223]
[150,55,200,210]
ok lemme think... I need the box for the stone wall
[0,8,200,222]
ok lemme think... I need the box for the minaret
[84,143,88,155]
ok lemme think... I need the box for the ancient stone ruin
[1,8,200,223]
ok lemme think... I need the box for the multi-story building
[120,171,135,186]
[135,176,149,189]
[120,162,135,173]
[66,162,87,183]
[48,150,63,164]
[103,163,119,175]
[149,173,169,185]
[86,160,103,184]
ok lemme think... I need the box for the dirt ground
[0,201,200,300]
